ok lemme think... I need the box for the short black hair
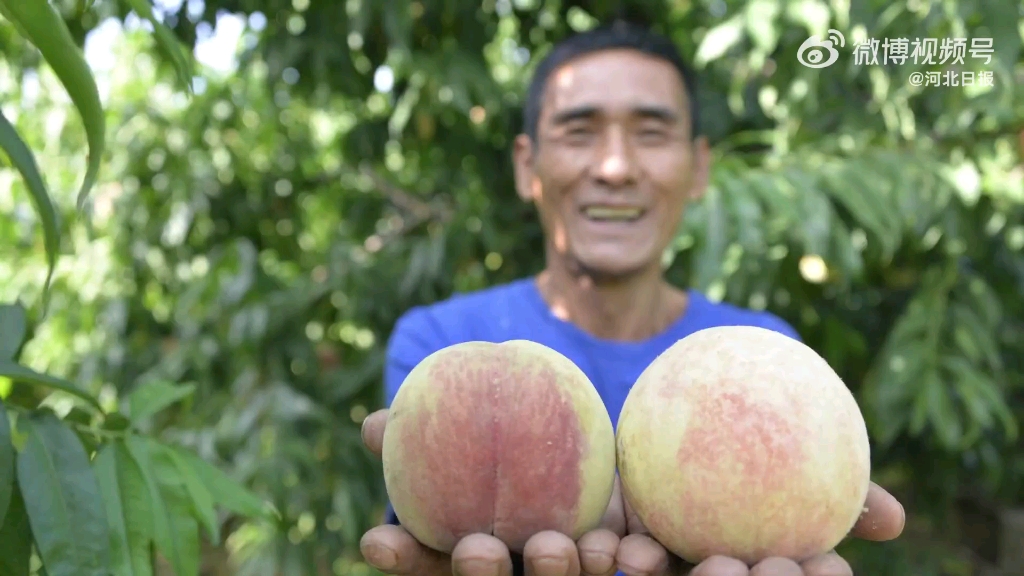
[522,20,700,142]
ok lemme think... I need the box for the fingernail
[581,550,615,570]
[900,502,906,525]
[529,557,570,576]
[362,544,397,570]
[454,559,500,576]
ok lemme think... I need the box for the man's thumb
[361,408,389,456]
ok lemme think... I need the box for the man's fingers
[850,482,905,541]
[359,524,449,575]
[616,533,670,576]
[361,409,388,457]
[621,490,648,536]
[522,530,582,576]
[748,558,802,576]
[600,476,627,537]
[451,533,515,576]
[800,552,852,576]
[577,529,620,576]
[688,556,748,576]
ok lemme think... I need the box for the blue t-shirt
[381,277,800,559]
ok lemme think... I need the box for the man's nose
[593,127,637,187]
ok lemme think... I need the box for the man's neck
[534,262,688,343]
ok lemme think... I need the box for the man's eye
[637,128,668,142]
[563,126,595,143]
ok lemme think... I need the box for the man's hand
[615,483,906,576]
[360,407,904,576]
[359,409,625,576]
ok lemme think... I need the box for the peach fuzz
[381,340,616,553]
[616,326,871,565]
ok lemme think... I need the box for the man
[359,21,905,576]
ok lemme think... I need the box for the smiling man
[358,21,905,576]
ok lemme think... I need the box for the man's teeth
[583,206,643,221]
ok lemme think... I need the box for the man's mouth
[580,206,645,222]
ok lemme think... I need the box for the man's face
[513,48,710,279]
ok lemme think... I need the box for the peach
[381,340,616,553]
[616,326,871,565]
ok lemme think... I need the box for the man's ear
[688,136,712,201]
[512,134,536,203]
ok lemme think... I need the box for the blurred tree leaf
[0,303,27,362]
[170,446,273,521]
[16,411,111,576]
[0,110,60,292]
[127,380,195,422]
[148,440,204,576]
[124,435,195,576]
[0,361,103,412]
[94,440,154,576]
[119,0,194,93]
[0,484,31,576]
[162,443,221,545]
[0,0,105,209]
[0,400,12,527]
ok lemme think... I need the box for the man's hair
[522,21,700,143]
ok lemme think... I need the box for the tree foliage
[0,1,272,575]
[0,0,1022,574]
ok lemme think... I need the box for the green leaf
[0,360,104,412]
[784,169,832,256]
[16,411,111,576]
[950,303,1002,371]
[326,349,385,404]
[886,294,938,344]
[127,381,196,422]
[909,370,932,436]
[153,442,220,545]
[951,371,994,430]
[171,447,272,520]
[952,325,982,364]
[748,170,800,229]
[124,435,195,576]
[720,173,765,253]
[0,303,27,361]
[0,0,105,209]
[0,110,61,292]
[694,15,743,65]
[168,448,219,541]
[0,400,12,527]
[63,406,93,427]
[398,240,429,298]
[828,216,864,280]
[94,441,154,576]
[692,185,728,291]
[103,412,132,432]
[924,373,962,450]
[821,162,898,259]
[162,498,199,576]
[330,484,354,548]
[121,0,195,93]
[147,440,203,576]
[965,277,1001,327]
[0,483,31,576]
[943,357,1019,441]
[974,383,1020,442]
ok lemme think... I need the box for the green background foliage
[0,0,1022,574]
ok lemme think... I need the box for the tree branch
[311,163,453,231]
